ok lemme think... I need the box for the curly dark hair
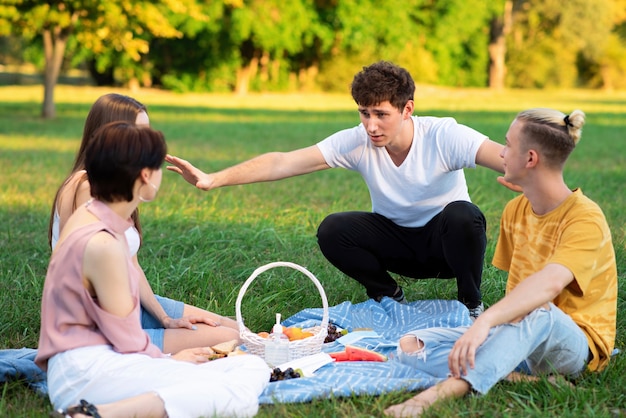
[351,61,415,111]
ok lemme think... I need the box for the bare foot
[385,377,471,417]
[384,397,430,417]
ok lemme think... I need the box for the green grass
[0,85,624,417]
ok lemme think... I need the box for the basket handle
[235,261,329,333]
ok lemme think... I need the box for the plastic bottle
[264,313,290,367]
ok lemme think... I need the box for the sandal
[51,399,101,418]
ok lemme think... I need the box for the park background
[1,1,625,417]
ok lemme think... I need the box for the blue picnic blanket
[258,297,473,404]
[0,347,47,396]
[5,299,622,404]
[1,298,472,403]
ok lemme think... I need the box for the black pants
[316,201,486,309]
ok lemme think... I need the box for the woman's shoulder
[57,171,90,217]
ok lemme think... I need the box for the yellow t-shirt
[492,188,617,371]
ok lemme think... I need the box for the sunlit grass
[0,86,624,417]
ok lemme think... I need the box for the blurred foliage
[0,0,625,97]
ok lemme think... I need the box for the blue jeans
[396,303,589,394]
[140,295,184,350]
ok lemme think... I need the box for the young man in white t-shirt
[166,61,507,318]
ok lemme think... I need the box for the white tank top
[52,208,140,256]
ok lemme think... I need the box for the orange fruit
[283,327,299,341]
[257,331,270,338]
[284,327,314,341]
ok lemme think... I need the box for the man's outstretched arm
[166,145,331,191]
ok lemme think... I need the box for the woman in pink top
[37,122,269,417]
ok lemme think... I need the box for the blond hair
[515,108,585,168]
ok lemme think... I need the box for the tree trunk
[235,56,259,95]
[41,12,77,119]
[488,1,513,90]
[600,64,614,91]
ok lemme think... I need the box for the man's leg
[434,201,487,310]
[385,326,471,417]
[387,306,589,416]
[317,207,486,306]
[384,377,470,417]
[317,211,411,300]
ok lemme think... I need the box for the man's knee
[317,212,345,246]
[443,201,485,225]
[441,201,486,235]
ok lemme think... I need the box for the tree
[0,1,78,118]
[488,1,513,89]
[0,1,193,118]
[581,0,626,89]
[506,0,614,88]
[228,0,330,94]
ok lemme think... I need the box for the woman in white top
[48,93,239,354]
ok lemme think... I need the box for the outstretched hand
[165,154,214,190]
[497,176,523,193]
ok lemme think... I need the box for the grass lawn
[0,85,624,417]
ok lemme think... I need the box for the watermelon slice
[328,351,350,361]
[346,345,387,361]
[328,345,387,362]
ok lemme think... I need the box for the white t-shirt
[316,115,486,227]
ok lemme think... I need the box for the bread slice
[207,353,227,361]
[211,339,239,354]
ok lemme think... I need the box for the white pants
[48,345,270,418]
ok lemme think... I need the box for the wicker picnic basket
[235,261,329,361]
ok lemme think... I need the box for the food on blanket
[203,347,225,361]
[284,327,314,341]
[259,326,315,341]
[227,347,248,357]
[211,339,239,354]
[324,323,348,343]
[328,345,387,362]
[345,345,387,361]
[258,326,315,341]
[328,350,350,361]
[207,353,227,360]
[270,367,301,382]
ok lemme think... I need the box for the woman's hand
[161,315,221,330]
[170,347,216,364]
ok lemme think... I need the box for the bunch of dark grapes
[324,323,343,343]
[270,367,301,382]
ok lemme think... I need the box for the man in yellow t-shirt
[385,108,617,417]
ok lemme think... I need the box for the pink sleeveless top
[36,200,164,371]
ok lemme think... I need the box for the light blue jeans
[396,303,589,394]
[140,295,184,350]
